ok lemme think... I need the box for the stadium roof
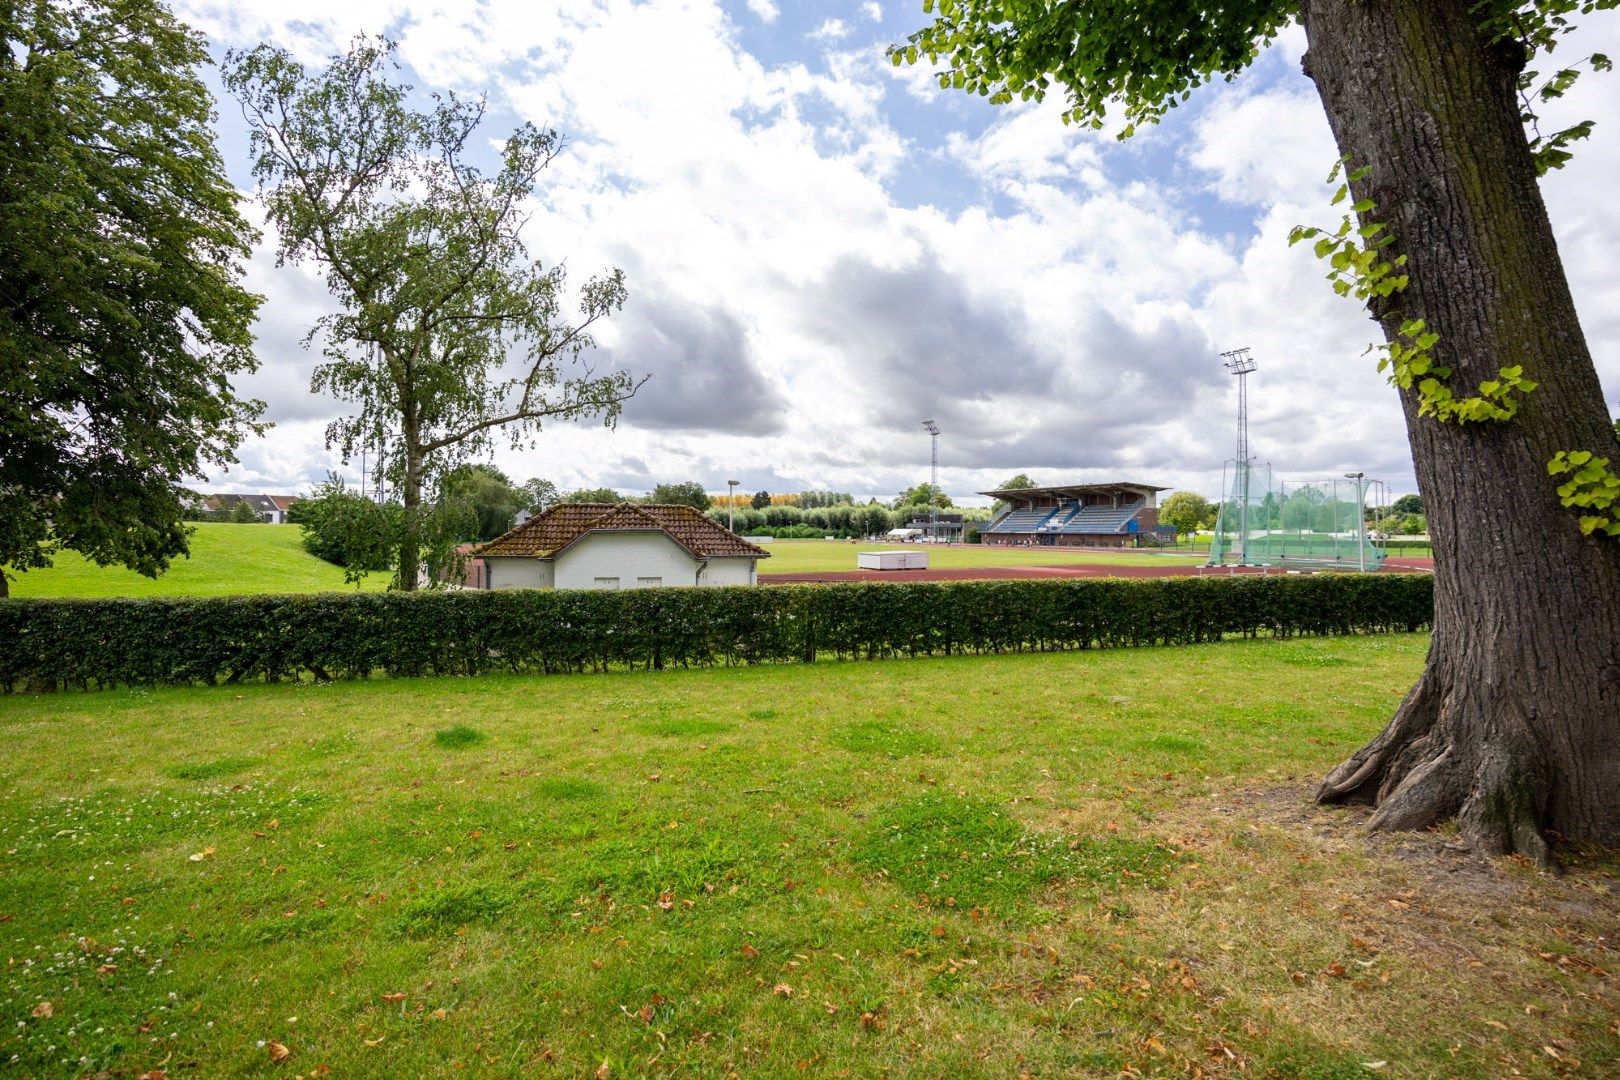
[978,482,1169,500]
[474,502,769,561]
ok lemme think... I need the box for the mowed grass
[758,539,1205,574]
[6,523,386,598]
[3,636,1617,1078]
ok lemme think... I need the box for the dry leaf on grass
[30,1001,52,1019]
[268,1040,290,1062]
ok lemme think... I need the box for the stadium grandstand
[978,482,1172,547]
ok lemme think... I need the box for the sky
[179,0,1620,507]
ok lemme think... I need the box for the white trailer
[857,550,929,570]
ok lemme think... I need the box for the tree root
[1318,672,1556,868]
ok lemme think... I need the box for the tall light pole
[922,419,941,541]
[1221,348,1257,563]
[727,479,739,532]
[1345,471,1367,572]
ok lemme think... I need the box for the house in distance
[474,503,770,590]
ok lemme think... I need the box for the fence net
[1207,462,1385,570]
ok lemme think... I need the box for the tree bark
[1300,0,1620,860]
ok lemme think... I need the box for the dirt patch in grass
[1119,783,1620,1077]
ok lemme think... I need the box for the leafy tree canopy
[1391,493,1424,516]
[650,481,711,510]
[1159,491,1215,536]
[562,487,627,504]
[442,464,526,541]
[895,483,952,510]
[0,0,264,596]
[520,477,559,514]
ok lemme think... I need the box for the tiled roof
[474,503,769,560]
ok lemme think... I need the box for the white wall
[703,557,758,586]
[554,531,701,590]
[484,556,554,590]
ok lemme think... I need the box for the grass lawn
[6,524,386,598]
[3,635,1615,1077]
[759,540,1206,574]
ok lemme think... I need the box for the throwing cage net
[1206,461,1386,570]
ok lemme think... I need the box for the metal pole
[727,479,739,532]
[1346,471,1366,571]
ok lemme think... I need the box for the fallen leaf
[741,944,760,960]
[773,983,794,997]
[1361,1061,1387,1071]
[364,1036,386,1048]
[268,1040,290,1062]
[656,892,675,911]
[1324,962,1348,978]
[596,1061,611,1079]
[31,1001,52,1019]
[137,1071,167,1080]
[431,1008,447,1020]
[382,992,406,1003]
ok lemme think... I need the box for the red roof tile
[474,503,769,560]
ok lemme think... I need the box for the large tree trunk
[1300,0,1620,860]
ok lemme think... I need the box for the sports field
[756,540,1206,574]
[5,524,384,598]
[3,634,1614,1078]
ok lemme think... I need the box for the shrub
[0,574,1433,692]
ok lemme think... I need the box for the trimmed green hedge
[0,575,1432,691]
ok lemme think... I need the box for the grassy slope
[7,524,386,598]
[2,635,1615,1078]
[758,540,1206,574]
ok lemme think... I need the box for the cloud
[808,18,849,43]
[608,292,788,435]
[177,0,1619,506]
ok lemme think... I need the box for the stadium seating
[991,507,1062,533]
[987,501,1148,536]
[1057,504,1143,533]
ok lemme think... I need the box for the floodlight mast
[922,419,941,536]
[727,479,739,532]
[1221,348,1257,563]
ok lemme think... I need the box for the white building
[474,502,769,590]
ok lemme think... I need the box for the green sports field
[3,634,1614,1078]
[5,523,385,598]
[756,540,1206,574]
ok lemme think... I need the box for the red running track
[759,556,1434,585]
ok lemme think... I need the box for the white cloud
[862,2,883,23]
[808,18,849,43]
[746,0,778,23]
[182,0,1620,506]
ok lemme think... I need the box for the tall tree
[442,463,526,542]
[1159,491,1215,538]
[898,0,1620,858]
[0,0,263,597]
[224,38,640,590]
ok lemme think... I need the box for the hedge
[0,574,1433,692]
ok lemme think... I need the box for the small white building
[474,502,769,590]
